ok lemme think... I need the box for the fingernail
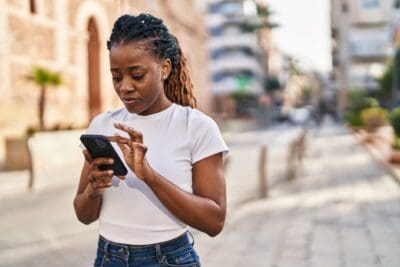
[108,170,114,175]
[109,159,114,164]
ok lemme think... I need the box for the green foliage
[265,76,280,92]
[393,137,400,150]
[344,91,380,127]
[30,67,62,87]
[240,3,278,33]
[377,48,400,100]
[377,60,393,96]
[344,111,364,127]
[231,76,250,101]
[361,107,388,132]
[348,91,379,111]
[27,66,63,130]
[390,107,400,137]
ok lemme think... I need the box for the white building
[206,0,264,96]
[331,0,400,90]
[331,0,400,91]
[331,0,400,115]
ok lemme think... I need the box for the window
[362,0,379,9]
[29,0,36,14]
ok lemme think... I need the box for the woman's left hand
[108,123,153,181]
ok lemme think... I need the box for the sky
[266,0,332,73]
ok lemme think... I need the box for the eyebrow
[110,65,144,72]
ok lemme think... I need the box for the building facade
[0,0,209,135]
[206,0,265,116]
[331,0,400,114]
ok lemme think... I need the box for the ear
[160,59,172,80]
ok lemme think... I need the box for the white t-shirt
[81,103,229,245]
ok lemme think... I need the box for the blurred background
[1,0,400,266]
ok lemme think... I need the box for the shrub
[344,93,380,127]
[361,107,388,132]
[393,137,400,150]
[344,111,364,127]
[390,107,400,137]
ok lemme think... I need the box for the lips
[122,96,141,105]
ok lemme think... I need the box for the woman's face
[109,40,171,115]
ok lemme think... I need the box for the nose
[119,76,135,93]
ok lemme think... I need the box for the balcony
[208,33,259,52]
[209,55,263,76]
[349,28,391,59]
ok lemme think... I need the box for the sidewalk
[195,122,400,267]
[0,125,300,267]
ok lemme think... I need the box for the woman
[73,13,228,267]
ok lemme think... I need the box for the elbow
[75,211,96,225]
[206,216,225,237]
[207,221,224,237]
[73,199,95,225]
[78,217,94,225]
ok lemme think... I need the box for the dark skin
[73,40,226,236]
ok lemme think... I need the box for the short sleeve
[189,111,229,164]
[78,114,103,150]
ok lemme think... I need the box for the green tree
[240,3,278,32]
[377,48,400,102]
[27,67,62,130]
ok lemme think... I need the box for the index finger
[107,135,130,144]
[114,123,143,144]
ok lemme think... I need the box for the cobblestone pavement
[1,122,400,267]
[195,122,400,267]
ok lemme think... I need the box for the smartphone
[80,134,128,176]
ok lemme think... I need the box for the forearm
[73,184,103,225]
[145,170,225,236]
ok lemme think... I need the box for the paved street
[1,121,400,266]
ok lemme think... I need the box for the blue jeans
[94,232,201,267]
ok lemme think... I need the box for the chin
[126,107,141,114]
[125,104,147,114]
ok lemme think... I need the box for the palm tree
[27,67,62,130]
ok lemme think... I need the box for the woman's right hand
[82,149,120,197]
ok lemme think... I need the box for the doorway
[87,17,101,120]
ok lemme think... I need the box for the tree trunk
[39,85,46,130]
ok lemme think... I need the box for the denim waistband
[98,232,192,258]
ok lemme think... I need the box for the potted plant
[344,93,379,134]
[361,107,388,133]
[5,67,62,172]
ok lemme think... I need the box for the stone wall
[0,0,210,136]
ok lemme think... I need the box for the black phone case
[80,134,128,176]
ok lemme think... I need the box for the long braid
[107,14,197,108]
[164,37,196,108]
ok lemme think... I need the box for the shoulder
[174,105,217,128]
[87,108,125,129]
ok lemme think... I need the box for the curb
[351,130,400,186]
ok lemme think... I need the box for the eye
[112,77,122,83]
[132,74,144,81]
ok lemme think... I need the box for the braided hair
[107,14,197,108]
